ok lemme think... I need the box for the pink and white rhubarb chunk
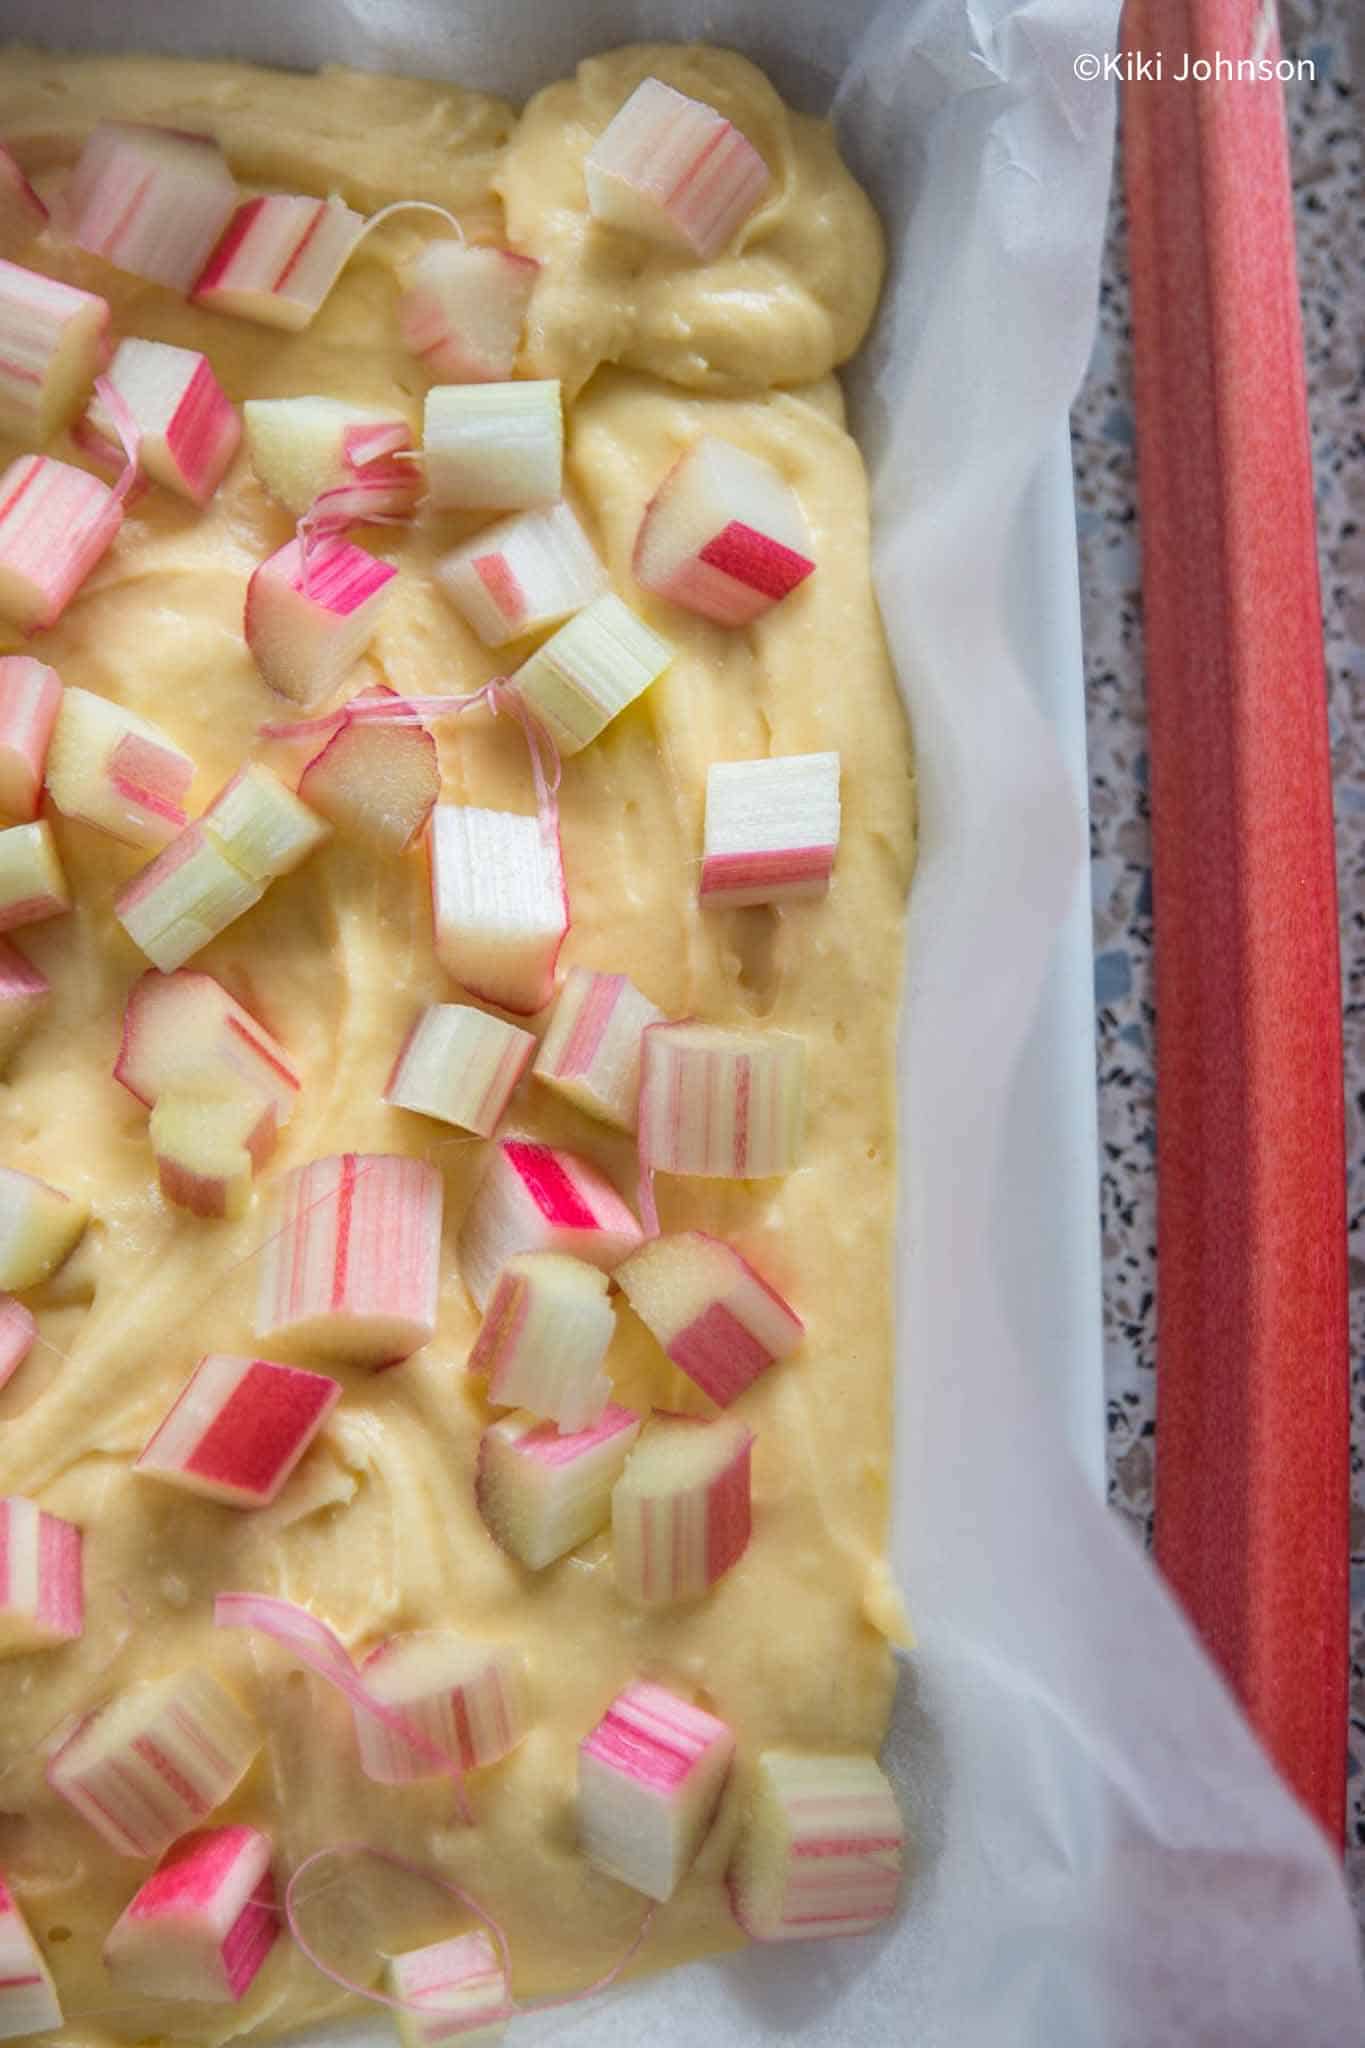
[352,1631,530,1783]
[436,501,607,649]
[399,240,539,384]
[0,1496,82,1654]
[46,686,195,849]
[0,1167,87,1289]
[0,1294,36,1390]
[584,78,770,260]
[243,397,419,520]
[578,1681,735,1901]
[617,1231,803,1407]
[0,1878,61,2039]
[103,1825,278,2005]
[639,1023,805,1180]
[245,534,397,707]
[0,820,68,931]
[0,657,61,821]
[255,1153,442,1366]
[457,1138,642,1311]
[469,1252,615,1433]
[422,381,562,512]
[78,339,240,504]
[728,1751,904,1940]
[116,969,302,1122]
[297,702,438,853]
[700,752,840,907]
[0,144,48,258]
[533,967,663,1132]
[384,1003,534,1138]
[385,1930,509,2048]
[67,123,238,292]
[634,437,814,627]
[510,592,673,756]
[476,1404,641,1570]
[0,258,109,442]
[116,825,266,973]
[0,454,122,633]
[429,805,567,1018]
[193,194,365,331]
[612,1414,753,1606]
[47,1668,260,1858]
[149,1090,278,1219]
[0,941,46,1067]
[200,762,330,883]
[0,941,46,1068]
[135,1354,340,1506]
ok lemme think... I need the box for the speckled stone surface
[1072,0,1365,1920]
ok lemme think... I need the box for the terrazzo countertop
[1073,0,1365,1925]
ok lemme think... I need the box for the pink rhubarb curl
[284,1840,656,2021]
[213,1592,472,1823]
[92,372,143,510]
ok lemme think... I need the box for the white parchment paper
[4,0,1362,2039]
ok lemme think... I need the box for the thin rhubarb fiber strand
[262,680,562,860]
[283,1841,656,2020]
[213,1594,473,1823]
[92,374,142,510]
[633,1016,678,1239]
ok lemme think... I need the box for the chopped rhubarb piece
[245,533,396,707]
[436,501,607,649]
[201,762,329,882]
[0,1295,36,1390]
[67,122,238,291]
[533,967,663,1132]
[297,706,438,853]
[0,453,122,633]
[728,1751,904,1940]
[612,1413,753,1606]
[243,396,418,519]
[399,240,539,384]
[476,1404,641,1569]
[353,1630,530,1784]
[578,1681,734,1901]
[429,804,567,1017]
[458,1137,642,1310]
[700,752,839,907]
[386,1930,509,2048]
[255,1153,442,1366]
[135,1353,340,1506]
[639,1023,805,1179]
[79,338,240,504]
[0,657,61,821]
[617,1231,803,1407]
[150,1090,277,1219]
[0,258,109,442]
[193,194,365,331]
[0,1877,61,2038]
[46,686,195,849]
[116,825,266,973]
[0,1167,87,1289]
[115,969,301,1121]
[423,381,562,511]
[634,437,814,627]
[585,77,770,260]
[385,1003,534,1138]
[103,1825,277,2005]
[0,940,46,1067]
[47,1667,260,1858]
[0,820,67,931]
[0,144,48,258]
[0,1496,82,1654]
[469,1252,615,1432]
[510,593,673,756]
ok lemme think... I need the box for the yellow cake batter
[0,43,914,2045]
